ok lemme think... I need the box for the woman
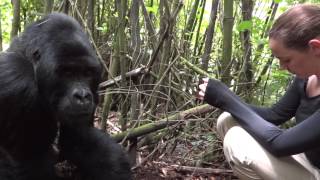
[198,4,320,180]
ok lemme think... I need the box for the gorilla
[0,13,131,180]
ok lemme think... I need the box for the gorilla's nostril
[73,90,92,105]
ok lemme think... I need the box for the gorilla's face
[35,31,102,124]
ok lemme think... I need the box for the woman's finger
[198,90,205,97]
[196,91,204,100]
[199,83,207,91]
[202,77,209,83]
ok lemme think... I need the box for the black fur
[0,13,131,180]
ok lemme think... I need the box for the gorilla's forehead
[57,55,99,68]
[53,35,95,58]
[57,41,91,57]
[50,40,99,68]
[33,14,102,70]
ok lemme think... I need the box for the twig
[170,165,233,175]
[131,143,159,170]
[111,104,214,142]
[99,66,147,89]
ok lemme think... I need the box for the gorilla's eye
[58,66,74,77]
[32,50,41,61]
[64,70,73,77]
[84,69,94,76]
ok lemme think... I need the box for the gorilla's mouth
[57,110,94,127]
[56,97,95,116]
[64,108,93,117]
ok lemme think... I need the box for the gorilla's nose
[72,89,92,106]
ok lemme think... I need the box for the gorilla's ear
[32,49,40,62]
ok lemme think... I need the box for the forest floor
[110,113,240,180]
[132,146,238,180]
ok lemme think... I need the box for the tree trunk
[193,0,206,60]
[237,0,254,101]
[182,0,200,54]
[117,0,129,131]
[96,0,106,42]
[201,0,219,71]
[11,0,20,41]
[182,0,201,96]
[128,0,142,166]
[130,0,141,64]
[0,8,3,51]
[74,0,87,24]
[254,2,279,87]
[63,0,70,14]
[100,56,119,131]
[44,0,54,15]
[220,0,233,85]
[87,0,95,37]
[140,0,156,49]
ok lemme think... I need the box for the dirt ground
[104,111,238,179]
[130,126,238,179]
[133,160,237,180]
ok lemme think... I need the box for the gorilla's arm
[204,79,320,156]
[0,148,23,180]
[59,125,132,180]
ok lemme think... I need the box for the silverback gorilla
[0,13,131,180]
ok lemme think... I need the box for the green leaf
[146,6,157,14]
[237,20,252,32]
[274,0,282,3]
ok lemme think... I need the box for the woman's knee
[216,112,238,138]
[223,127,255,166]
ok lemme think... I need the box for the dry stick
[131,143,160,170]
[169,165,233,174]
[99,66,147,89]
[112,104,213,142]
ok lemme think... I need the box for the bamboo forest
[0,0,319,179]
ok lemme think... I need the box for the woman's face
[269,38,320,78]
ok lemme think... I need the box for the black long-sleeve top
[204,77,320,168]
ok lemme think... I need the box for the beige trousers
[217,112,320,180]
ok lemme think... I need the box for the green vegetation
[0,0,316,170]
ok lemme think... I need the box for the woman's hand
[196,77,237,109]
[196,78,209,100]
